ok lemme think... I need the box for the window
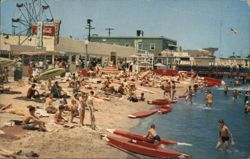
[138,42,143,50]
[150,43,155,50]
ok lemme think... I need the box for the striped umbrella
[38,68,65,80]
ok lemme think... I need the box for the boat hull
[107,135,189,159]
[128,110,157,118]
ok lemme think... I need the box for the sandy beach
[0,74,189,158]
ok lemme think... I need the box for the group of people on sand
[22,89,97,131]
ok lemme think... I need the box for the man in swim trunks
[22,106,47,131]
[144,124,161,145]
[27,84,40,99]
[206,90,213,108]
[216,120,232,150]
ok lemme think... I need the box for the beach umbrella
[38,68,65,80]
[154,63,165,67]
[0,58,16,66]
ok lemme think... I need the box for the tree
[247,54,250,58]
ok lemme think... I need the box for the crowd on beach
[0,59,250,158]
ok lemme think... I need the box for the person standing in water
[185,85,193,104]
[216,120,234,150]
[206,90,213,108]
[224,85,228,96]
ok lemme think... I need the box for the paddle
[177,142,193,147]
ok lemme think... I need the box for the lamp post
[85,40,89,69]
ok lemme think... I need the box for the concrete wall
[0,34,55,51]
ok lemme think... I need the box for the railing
[176,65,250,78]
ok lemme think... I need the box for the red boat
[107,135,189,159]
[107,129,178,145]
[128,110,157,118]
[157,105,172,114]
[148,99,177,105]
[203,77,222,87]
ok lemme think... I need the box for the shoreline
[0,76,188,158]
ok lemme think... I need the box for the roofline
[91,36,177,42]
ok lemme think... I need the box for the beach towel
[0,90,22,94]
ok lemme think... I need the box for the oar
[177,142,193,147]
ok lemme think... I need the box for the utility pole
[85,19,95,41]
[105,28,114,37]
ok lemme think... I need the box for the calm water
[131,82,250,159]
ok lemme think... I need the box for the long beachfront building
[91,35,178,56]
[0,34,136,66]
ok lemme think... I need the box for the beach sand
[0,76,188,158]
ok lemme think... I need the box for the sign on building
[36,21,43,49]
[32,20,61,45]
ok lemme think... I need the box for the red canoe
[149,99,177,105]
[203,77,222,86]
[107,135,189,159]
[107,129,178,145]
[157,105,172,114]
[128,110,158,118]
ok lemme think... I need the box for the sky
[0,0,250,57]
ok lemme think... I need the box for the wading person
[206,90,213,108]
[185,85,193,104]
[224,85,228,96]
[216,120,234,150]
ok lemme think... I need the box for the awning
[154,63,165,67]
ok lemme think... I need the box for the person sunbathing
[22,106,47,131]
[44,94,57,114]
[54,105,68,125]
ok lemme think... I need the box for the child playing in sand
[140,92,145,101]
[54,105,68,125]
[44,94,57,114]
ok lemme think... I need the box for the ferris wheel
[11,0,54,39]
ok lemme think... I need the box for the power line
[105,27,114,37]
